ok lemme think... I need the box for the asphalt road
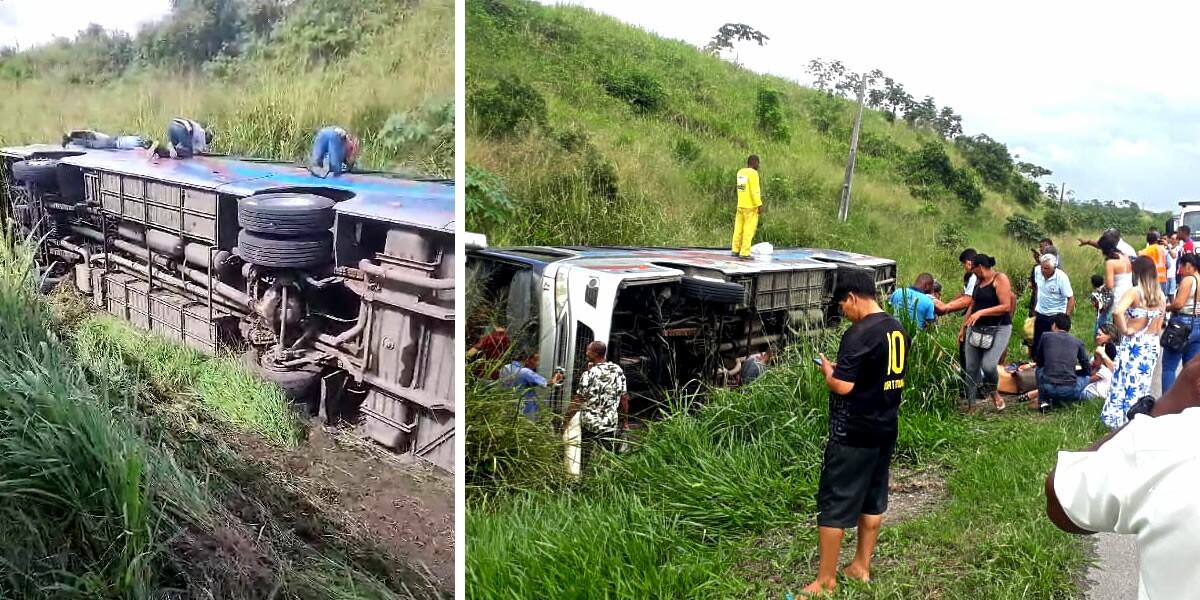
[1082,351,1171,599]
[1086,534,1139,599]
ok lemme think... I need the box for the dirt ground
[228,422,455,588]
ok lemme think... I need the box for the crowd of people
[883,226,1200,430]
[60,120,361,177]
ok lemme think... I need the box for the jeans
[963,324,1013,405]
[1162,282,1172,297]
[1037,367,1089,407]
[311,126,350,176]
[1094,307,1113,338]
[1161,315,1200,394]
[167,121,194,158]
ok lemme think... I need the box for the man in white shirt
[1079,228,1138,261]
[1045,356,1200,600]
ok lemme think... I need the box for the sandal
[994,397,1007,411]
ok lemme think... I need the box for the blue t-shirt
[889,287,936,330]
[1034,268,1074,315]
[498,361,548,415]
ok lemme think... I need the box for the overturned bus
[466,237,896,416]
[0,143,456,473]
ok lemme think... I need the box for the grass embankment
[0,0,454,176]
[73,313,305,448]
[0,235,441,598]
[465,1,1126,596]
[467,310,1109,599]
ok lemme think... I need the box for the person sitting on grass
[803,269,909,596]
[1044,350,1200,600]
[1020,324,1119,411]
[1028,314,1091,412]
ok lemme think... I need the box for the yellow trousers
[731,207,759,256]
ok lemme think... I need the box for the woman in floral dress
[1103,255,1166,429]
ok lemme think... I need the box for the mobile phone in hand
[813,357,824,366]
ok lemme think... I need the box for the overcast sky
[0,0,170,49]
[537,0,1200,212]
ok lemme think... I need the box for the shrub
[598,67,667,113]
[378,97,454,152]
[1012,177,1042,207]
[555,125,591,153]
[903,141,957,188]
[936,221,967,250]
[1042,208,1070,235]
[470,76,548,138]
[584,152,620,200]
[806,92,846,137]
[918,201,941,217]
[755,88,790,142]
[1005,214,1046,244]
[951,170,985,212]
[671,137,701,163]
[466,164,517,229]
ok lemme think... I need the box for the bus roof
[1,145,455,233]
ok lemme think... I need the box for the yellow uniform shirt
[736,167,761,209]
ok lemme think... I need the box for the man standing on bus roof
[146,117,212,160]
[731,154,763,259]
[309,126,359,177]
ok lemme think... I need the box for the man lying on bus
[309,125,359,177]
[62,130,151,150]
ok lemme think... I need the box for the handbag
[1161,274,1199,352]
[967,325,999,350]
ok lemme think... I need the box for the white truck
[1166,201,1200,238]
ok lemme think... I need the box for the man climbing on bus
[146,117,213,160]
[309,125,360,177]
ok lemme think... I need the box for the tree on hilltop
[703,23,768,64]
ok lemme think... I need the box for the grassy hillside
[465,0,1159,281]
[0,2,454,596]
[0,0,453,176]
[465,1,1151,597]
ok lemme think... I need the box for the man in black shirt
[802,269,910,596]
[1033,314,1091,411]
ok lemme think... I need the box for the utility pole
[1059,182,1066,205]
[838,75,868,222]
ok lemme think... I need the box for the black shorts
[816,440,895,529]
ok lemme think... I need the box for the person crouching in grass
[803,269,910,596]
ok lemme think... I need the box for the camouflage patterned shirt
[578,361,626,433]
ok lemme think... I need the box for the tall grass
[466,315,1109,598]
[0,229,440,597]
[74,314,306,448]
[0,0,453,176]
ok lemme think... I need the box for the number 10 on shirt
[885,330,906,390]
